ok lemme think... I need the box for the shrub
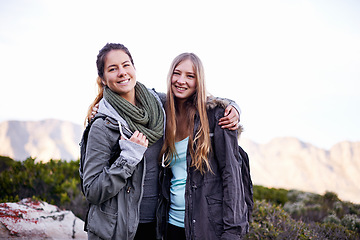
[246,200,319,239]
[1,156,360,238]
[253,185,288,205]
[323,214,341,225]
[245,200,360,239]
[0,157,87,220]
[341,214,360,233]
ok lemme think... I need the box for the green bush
[245,200,359,239]
[323,214,341,225]
[0,156,15,172]
[253,185,288,205]
[0,156,87,220]
[341,214,360,233]
[1,156,360,238]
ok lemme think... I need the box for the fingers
[219,107,240,130]
[91,104,99,119]
[228,124,239,131]
[227,106,239,121]
[224,105,232,117]
[129,131,148,147]
[219,112,236,127]
[220,121,239,130]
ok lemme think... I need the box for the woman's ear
[101,78,107,86]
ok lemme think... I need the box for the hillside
[239,137,360,203]
[0,119,83,162]
[1,119,359,203]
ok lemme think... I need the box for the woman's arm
[83,119,147,204]
[91,92,241,130]
[153,90,242,130]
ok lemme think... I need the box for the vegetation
[0,156,87,219]
[1,156,359,238]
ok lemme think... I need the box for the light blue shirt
[168,137,189,228]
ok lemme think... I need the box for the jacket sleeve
[213,108,248,240]
[153,91,241,116]
[207,96,241,116]
[151,89,166,106]
[83,119,146,204]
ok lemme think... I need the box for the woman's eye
[188,75,195,79]
[173,72,180,76]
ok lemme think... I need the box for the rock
[0,198,87,239]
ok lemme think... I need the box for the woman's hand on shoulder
[218,105,240,130]
[124,130,149,148]
[91,103,99,119]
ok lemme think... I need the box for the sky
[0,0,359,150]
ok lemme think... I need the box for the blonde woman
[158,53,248,240]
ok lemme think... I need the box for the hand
[218,105,240,130]
[91,103,99,119]
[123,130,149,148]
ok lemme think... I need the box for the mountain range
[0,119,83,162]
[1,119,359,203]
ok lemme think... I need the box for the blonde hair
[85,43,135,125]
[160,53,211,174]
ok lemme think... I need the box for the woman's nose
[177,76,186,84]
[118,67,127,77]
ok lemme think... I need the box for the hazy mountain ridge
[239,137,360,203]
[1,119,359,203]
[0,119,83,162]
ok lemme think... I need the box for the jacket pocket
[206,193,223,238]
[87,202,117,240]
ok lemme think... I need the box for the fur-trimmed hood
[206,96,230,109]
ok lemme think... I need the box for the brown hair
[160,53,211,174]
[85,43,134,125]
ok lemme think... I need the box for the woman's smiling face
[102,49,136,102]
[171,59,197,101]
